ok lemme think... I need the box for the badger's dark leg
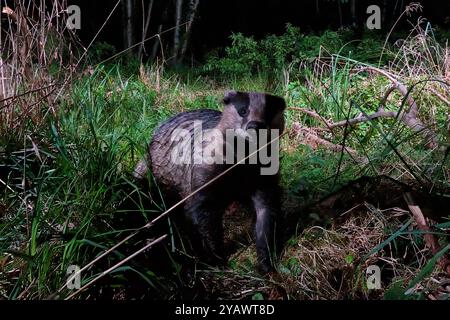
[251,186,280,274]
[184,194,225,265]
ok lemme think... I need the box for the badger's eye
[238,108,249,117]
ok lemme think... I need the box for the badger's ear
[223,90,237,105]
[265,94,286,112]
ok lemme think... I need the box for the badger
[134,91,286,273]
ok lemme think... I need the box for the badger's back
[148,109,222,197]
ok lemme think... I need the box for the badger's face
[220,91,286,136]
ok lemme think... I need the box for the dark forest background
[70,0,450,63]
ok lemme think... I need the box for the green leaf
[384,281,411,300]
[229,259,238,270]
[278,265,291,275]
[30,218,39,257]
[434,221,450,229]
[252,293,264,300]
[345,253,355,264]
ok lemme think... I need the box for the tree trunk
[172,0,183,64]
[151,3,170,61]
[138,0,154,59]
[350,0,356,28]
[122,0,134,54]
[180,0,200,62]
[151,24,163,61]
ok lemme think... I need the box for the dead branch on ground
[403,192,450,276]
[291,66,439,149]
[290,122,367,163]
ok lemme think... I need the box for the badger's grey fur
[135,91,286,273]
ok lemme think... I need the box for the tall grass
[0,0,80,138]
[0,62,233,299]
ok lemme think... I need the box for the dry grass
[278,206,406,300]
[201,203,449,300]
[0,0,79,136]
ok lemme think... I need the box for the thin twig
[65,235,167,300]
[289,106,332,127]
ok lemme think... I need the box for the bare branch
[429,87,450,106]
[289,106,333,127]
[336,66,439,149]
[329,109,397,128]
[291,122,367,163]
